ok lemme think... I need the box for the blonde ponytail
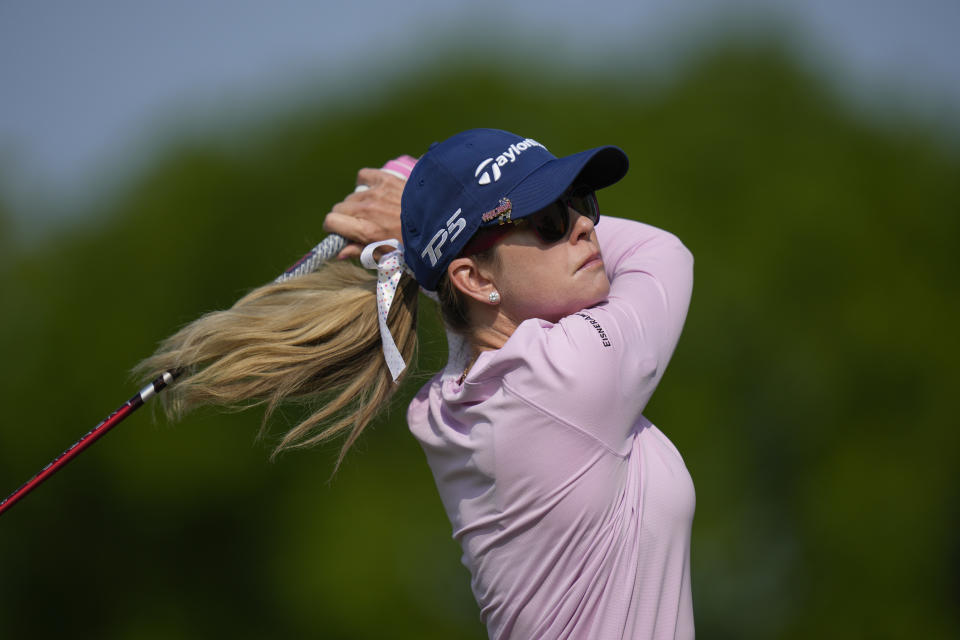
[134,260,418,471]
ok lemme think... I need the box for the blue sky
[1,0,958,222]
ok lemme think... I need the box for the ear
[447,256,498,305]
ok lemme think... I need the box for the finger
[337,185,379,209]
[357,166,409,192]
[324,205,371,226]
[337,243,362,260]
[323,210,381,243]
[323,209,364,237]
[356,167,384,190]
[328,194,397,226]
[349,177,403,211]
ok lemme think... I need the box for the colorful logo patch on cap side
[481,198,513,225]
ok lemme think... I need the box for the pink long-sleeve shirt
[406,216,695,639]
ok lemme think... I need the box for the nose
[568,207,595,243]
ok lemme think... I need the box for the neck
[467,303,519,354]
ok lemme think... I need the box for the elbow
[675,236,693,263]
[666,232,695,275]
[682,243,694,276]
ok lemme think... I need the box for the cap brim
[496,146,629,223]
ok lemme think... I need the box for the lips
[577,252,603,272]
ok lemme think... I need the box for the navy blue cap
[401,128,629,291]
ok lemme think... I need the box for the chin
[520,278,610,324]
[555,289,610,322]
[580,278,611,311]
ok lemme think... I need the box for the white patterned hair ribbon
[360,240,413,382]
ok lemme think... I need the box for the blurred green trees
[1,45,957,639]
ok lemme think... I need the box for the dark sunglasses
[461,187,600,256]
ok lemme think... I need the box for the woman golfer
[140,128,695,639]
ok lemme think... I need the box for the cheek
[494,265,557,321]
[490,239,611,322]
[500,262,610,323]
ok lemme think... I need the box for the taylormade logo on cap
[474,138,545,185]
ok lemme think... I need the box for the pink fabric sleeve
[495,215,694,453]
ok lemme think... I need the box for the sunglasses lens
[566,189,599,223]
[531,201,569,243]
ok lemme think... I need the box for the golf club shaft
[0,158,416,518]
[0,371,178,516]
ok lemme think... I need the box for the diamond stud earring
[488,291,500,304]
